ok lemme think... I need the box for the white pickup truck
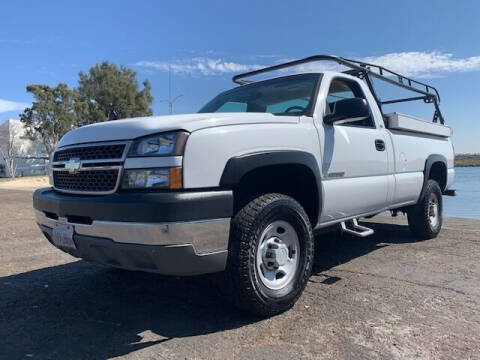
[33,55,455,316]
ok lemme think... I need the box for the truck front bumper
[33,187,233,276]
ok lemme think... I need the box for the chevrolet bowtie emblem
[65,158,82,174]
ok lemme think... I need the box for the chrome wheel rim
[256,220,300,290]
[428,193,439,228]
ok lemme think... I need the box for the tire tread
[407,179,443,240]
[225,193,313,317]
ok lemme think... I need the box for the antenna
[159,65,183,114]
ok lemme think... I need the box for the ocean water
[443,167,480,219]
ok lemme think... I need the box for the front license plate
[52,220,76,250]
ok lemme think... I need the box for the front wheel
[407,179,443,239]
[224,193,314,317]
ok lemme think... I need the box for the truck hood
[58,113,298,147]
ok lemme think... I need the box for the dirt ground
[1,189,479,360]
[0,175,49,191]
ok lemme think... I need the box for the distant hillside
[455,154,480,167]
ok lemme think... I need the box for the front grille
[53,144,125,162]
[53,169,119,192]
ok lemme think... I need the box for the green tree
[19,84,78,157]
[77,62,153,125]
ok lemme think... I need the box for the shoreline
[455,154,480,167]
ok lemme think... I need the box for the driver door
[319,77,389,223]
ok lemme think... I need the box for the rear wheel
[407,179,443,239]
[224,193,314,317]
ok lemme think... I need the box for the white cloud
[275,59,340,74]
[362,51,480,78]
[136,52,480,79]
[273,52,480,78]
[0,99,29,113]
[135,57,263,76]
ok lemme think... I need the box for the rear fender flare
[422,154,448,195]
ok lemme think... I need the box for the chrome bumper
[35,210,230,255]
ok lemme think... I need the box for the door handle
[375,139,385,151]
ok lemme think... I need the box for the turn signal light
[169,167,183,189]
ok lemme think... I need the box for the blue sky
[0,0,479,152]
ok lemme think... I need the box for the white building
[0,119,47,177]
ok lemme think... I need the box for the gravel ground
[1,189,479,360]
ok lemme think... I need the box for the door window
[326,78,375,128]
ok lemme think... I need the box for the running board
[340,219,374,237]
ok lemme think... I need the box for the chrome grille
[53,144,125,162]
[53,169,120,192]
[52,141,128,195]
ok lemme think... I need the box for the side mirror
[324,98,370,125]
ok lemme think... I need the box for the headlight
[122,168,182,189]
[128,131,189,157]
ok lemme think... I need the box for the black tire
[223,193,314,317]
[407,179,443,240]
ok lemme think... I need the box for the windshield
[199,74,320,116]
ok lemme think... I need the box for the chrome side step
[340,219,374,237]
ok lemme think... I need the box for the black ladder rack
[232,55,445,124]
